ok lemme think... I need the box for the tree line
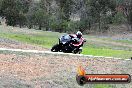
[0,0,132,33]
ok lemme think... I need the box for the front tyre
[51,44,60,52]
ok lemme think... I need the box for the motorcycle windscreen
[60,35,71,44]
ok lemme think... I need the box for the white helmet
[76,31,82,38]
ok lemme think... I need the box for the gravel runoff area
[0,50,131,88]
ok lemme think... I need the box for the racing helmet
[76,31,82,38]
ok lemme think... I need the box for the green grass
[82,46,132,59]
[0,26,132,59]
[115,40,132,44]
[97,37,132,45]
[94,84,112,88]
[0,32,59,48]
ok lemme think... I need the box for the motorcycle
[51,34,86,54]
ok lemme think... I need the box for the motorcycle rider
[68,31,84,53]
[69,31,83,43]
[76,31,83,39]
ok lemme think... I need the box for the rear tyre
[78,49,82,54]
[51,44,60,52]
[73,49,82,54]
[73,50,78,54]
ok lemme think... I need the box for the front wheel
[51,44,60,52]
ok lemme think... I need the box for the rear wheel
[78,49,82,54]
[73,50,78,54]
[73,48,82,54]
[51,44,60,52]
